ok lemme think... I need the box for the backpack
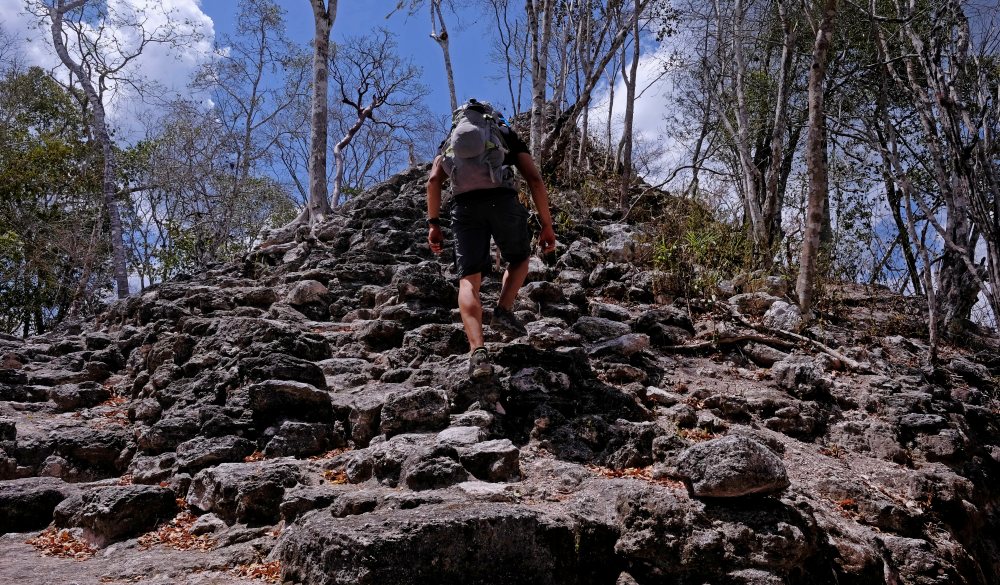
[440,99,516,196]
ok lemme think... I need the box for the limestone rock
[53,485,176,546]
[186,461,301,525]
[676,435,790,498]
[0,477,76,534]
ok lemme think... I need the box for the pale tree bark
[47,1,126,298]
[542,0,650,173]
[263,0,336,245]
[37,0,195,298]
[430,0,457,112]
[527,0,554,160]
[306,0,336,224]
[761,0,797,252]
[617,0,641,211]
[329,29,427,206]
[871,0,999,333]
[712,0,764,244]
[796,0,838,321]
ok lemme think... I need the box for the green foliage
[649,197,754,297]
[0,66,107,335]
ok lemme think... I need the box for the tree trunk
[618,0,640,211]
[261,0,336,245]
[431,0,457,112]
[528,0,553,160]
[796,0,838,320]
[307,0,335,223]
[761,0,796,255]
[48,0,130,298]
[332,107,373,207]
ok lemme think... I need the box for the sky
[0,0,679,167]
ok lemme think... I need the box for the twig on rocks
[662,333,796,353]
[729,307,873,373]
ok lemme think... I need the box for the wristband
[427,217,441,226]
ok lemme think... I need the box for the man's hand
[538,224,556,255]
[428,225,444,254]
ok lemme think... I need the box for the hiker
[425,99,557,380]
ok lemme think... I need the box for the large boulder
[0,477,76,534]
[278,504,583,585]
[187,461,301,525]
[675,435,789,498]
[53,485,176,546]
[380,386,450,437]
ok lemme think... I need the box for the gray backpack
[440,99,516,195]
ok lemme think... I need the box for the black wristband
[427,217,441,226]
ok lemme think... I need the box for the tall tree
[263,0,337,244]
[618,0,642,210]
[0,66,105,334]
[29,0,200,299]
[871,0,1000,334]
[328,29,428,206]
[796,0,839,320]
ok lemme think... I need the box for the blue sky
[201,1,508,121]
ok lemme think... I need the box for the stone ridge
[0,163,997,584]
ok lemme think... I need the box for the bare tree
[618,0,641,210]
[329,29,428,206]
[387,0,458,112]
[29,0,201,298]
[871,0,1000,334]
[263,0,337,244]
[796,0,839,320]
[526,0,554,159]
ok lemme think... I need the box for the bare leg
[497,257,530,310]
[458,273,485,350]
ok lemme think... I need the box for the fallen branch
[662,333,797,353]
[730,307,873,373]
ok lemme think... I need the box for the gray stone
[53,485,176,546]
[460,439,521,482]
[588,334,650,358]
[380,386,450,436]
[278,504,581,585]
[239,379,333,422]
[187,461,301,525]
[48,382,112,411]
[525,318,584,350]
[403,455,469,490]
[189,512,226,535]
[676,435,789,498]
[743,342,788,367]
[175,435,256,472]
[0,418,14,442]
[762,301,802,332]
[286,279,328,305]
[0,477,76,534]
[571,316,631,342]
[436,426,487,447]
[728,292,781,316]
[264,421,340,457]
[771,355,831,399]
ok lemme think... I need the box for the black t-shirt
[501,127,530,164]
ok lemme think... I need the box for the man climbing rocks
[425,99,557,381]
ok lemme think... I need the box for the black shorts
[452,189,531,278]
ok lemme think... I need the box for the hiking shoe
[491,305,527,338]
[468,347,493,381]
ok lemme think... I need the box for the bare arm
[513,152,557,253]
[426,155,446,254]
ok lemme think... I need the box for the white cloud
[588,41,688,185]
[0,0,215,141]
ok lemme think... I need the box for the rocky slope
[1,164,999,584]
